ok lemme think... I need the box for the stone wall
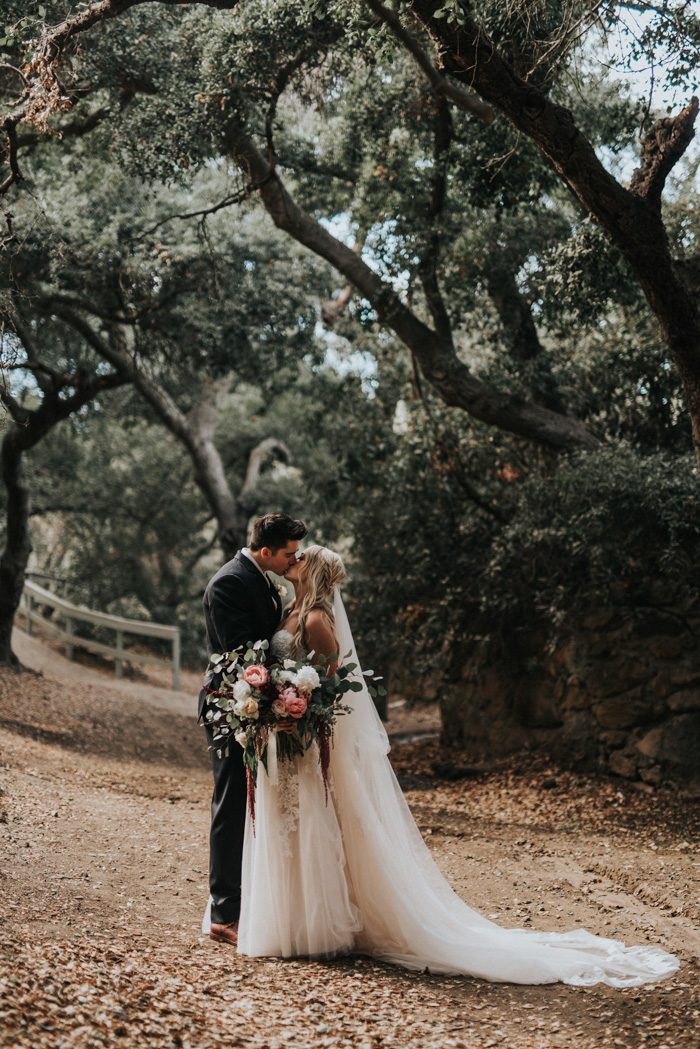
[436,607,700,795]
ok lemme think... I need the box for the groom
[198,511,307,945]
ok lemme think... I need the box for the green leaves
[0,12,41,50]
[432,1,467,26]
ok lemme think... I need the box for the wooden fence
[18,580,181,690]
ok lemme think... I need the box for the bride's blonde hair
[287,544,347,657]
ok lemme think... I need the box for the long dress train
[202,603,680,988]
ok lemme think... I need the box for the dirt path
[1,630,698,1048]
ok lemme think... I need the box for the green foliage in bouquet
[203,638,384,820]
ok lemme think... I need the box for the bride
[203,545,679,987]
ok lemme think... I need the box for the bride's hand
[276,718,297,734]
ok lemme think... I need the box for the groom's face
[262,541,301,576]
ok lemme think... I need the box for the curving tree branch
[416,92,453,340]
[365,0,494,123]
[239,437,291,510]
[264,33,343,167]
[40,295,290,558]
[406,0,700,463]
[630,96,699,207]
[0,311,127,667]
[224,113,598,452]
[0,0,242,196]
[16,104,112,149]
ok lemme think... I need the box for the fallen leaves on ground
[0,668,698,1048]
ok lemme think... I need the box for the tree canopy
[1,0,699,677]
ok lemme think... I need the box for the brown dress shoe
[209,920,239,946]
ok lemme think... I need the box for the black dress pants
[205,721,247,925]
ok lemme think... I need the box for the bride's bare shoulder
[305,609,336,646]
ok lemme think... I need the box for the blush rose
[280,687,308,719]
[243,664,269,688]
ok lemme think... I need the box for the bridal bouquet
[202,640,382,822]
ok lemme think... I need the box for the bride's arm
[305,610,339,677]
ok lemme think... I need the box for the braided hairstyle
[286,544,347,657]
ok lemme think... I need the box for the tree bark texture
[224,118,598,453]
[0,427,32,666]
[408,1,700,462]
[0,366,126,667]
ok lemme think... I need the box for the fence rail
[18,580,181,690]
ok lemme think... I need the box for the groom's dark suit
[199,550,282,925]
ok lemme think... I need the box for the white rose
[234,728,247,746]
[234,696,259,720]
[272,668,295,686]
[233,680,252,702]
[295,666,321,694]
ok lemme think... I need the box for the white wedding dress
[202,593,680,987]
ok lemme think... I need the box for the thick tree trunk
[666,331,700,458]
[189,433,248,560]
[631,238,700,458]
[0,344,125,667]
[185,375,250,558]
[177,433,291,560]
[0,427,32,667]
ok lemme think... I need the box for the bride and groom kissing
[197,512,679,986]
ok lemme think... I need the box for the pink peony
[243,664,269,688]
[280,687,307,719]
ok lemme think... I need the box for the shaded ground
[1,627,698,1048]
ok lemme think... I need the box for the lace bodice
[269,627,306,662]
[269,628,296,662]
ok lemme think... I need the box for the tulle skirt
[237,738,362,959]
[202,732,680,988]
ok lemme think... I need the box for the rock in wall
[438,607,700,795]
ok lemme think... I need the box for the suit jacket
[197,551,282,723]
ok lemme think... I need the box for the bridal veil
[208,589,680,987]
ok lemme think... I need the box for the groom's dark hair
[249,512,307,552]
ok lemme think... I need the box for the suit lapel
[236,552,268,592]
[237,552,281,623]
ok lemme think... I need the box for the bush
[482,445,700,639]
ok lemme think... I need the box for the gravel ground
[1,632,698,1049]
